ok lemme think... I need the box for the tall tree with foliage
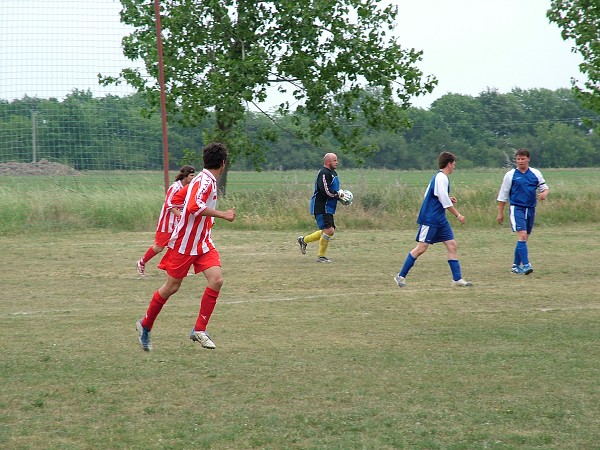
[548,2,600,114]
[107,0,436,187]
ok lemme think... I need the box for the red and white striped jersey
[156,180,185,233]
[168,169,218,256]
[170,183,189,208]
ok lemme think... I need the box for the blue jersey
[417,171,454,226]
[310,167,340,215]
[497,167,548,208]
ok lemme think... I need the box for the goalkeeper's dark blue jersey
[310,167,340,215]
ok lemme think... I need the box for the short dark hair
[515,148,530,158]
[438,151,456,169]
[175,165,195,181]
[203,142,228,169]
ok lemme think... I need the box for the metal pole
[154,0,170,192]
[31,108,37,163]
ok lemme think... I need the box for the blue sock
[399,252,416,277]
[513,245,522,266]
[516,241,529,265]
[448,259,461,281]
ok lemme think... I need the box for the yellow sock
[303,230,322,243]
[318,233,332,257]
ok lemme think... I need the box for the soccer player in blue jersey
[497,148,550,275]
[297,153,347,262]
[394,152,473,287]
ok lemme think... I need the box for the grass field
[1,224,599,449]
[1,168,599,233]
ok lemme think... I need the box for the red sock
[141,291,167,330]
[194,287,219,331]
[141,247,157,264]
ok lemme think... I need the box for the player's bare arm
[497,201,506,224]
[447,205,465,224]
[200,207,236,222]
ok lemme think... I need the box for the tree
[535,122,595,167]
[108,0,437,190]
[548,2,600,114]
[429,94,483,146]
[477,88,527,139]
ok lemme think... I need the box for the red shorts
[158,248,221,279]
[154,231,172,247]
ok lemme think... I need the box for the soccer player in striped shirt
[135,143,236,351]
[394,152,473,288]
[497,148,549,275]
[136,165,196,276]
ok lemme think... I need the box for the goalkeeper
[297,152,347,263]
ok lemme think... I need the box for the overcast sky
[0,0,583,109]
[394,0,583,108]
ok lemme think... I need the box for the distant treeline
[1,87,599,170]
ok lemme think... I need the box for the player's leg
[304,229,323,243]
[511,244,523,273]
[194,265,221,330]
[137,231,169,275]
[144,274,183,329]
[443,238,462,280]
[136,274,183,351]
[440,224,472,286]
[395,225,432,287]
[512,206,533,273]
[190,251,223,349]
[135,249,189,351]
[316,215,335,262]
[318,226,334,260]
[298,229,323,254]
[443,239,466,284]
[519,207,536,274]
[298,214,327,254]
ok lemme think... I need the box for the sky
[0,0,584,110]
[1,0,140,100]
[394,0,583,108]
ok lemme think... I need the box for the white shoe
[189,329,216,349]
[452,278,473,287]
[394,274,406,287]
[136,259,145,276]
[135,320,152,351]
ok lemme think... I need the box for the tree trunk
[218,163,228,197]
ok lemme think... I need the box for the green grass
[1,225,599,449]
[0,168,599,233]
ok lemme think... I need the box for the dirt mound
[0,160,80,176]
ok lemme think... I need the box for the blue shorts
[510,205,535,234]
[315,213,335,230]
[415,222,454,244]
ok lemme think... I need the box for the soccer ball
[339,189,353,205]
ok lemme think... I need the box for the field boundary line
[4,298,600,319]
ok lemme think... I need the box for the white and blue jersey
[417,171,453,226]
[498,167,548,234]
[414,171,455,244]
[497,167,548,208]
